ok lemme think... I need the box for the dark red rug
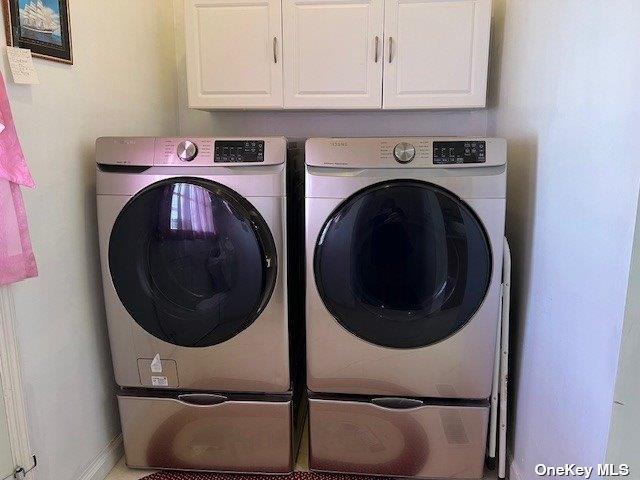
[143,471,381,480]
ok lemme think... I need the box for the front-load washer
[96,137,290,394]
[305,137,506,400]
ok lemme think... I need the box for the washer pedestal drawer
[117,391,293,473]
[309,396,488,479]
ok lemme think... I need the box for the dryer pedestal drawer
[308,397,488,479]
[118,392,293,473]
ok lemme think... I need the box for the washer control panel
[177,140,198,162]
[214,140,265,163]
[433,141,486,164]
[393,142,416,163]
[101,137,286,167]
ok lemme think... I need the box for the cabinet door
[283,0,383,109]
[185,0,283,109]
[383,0,491,109]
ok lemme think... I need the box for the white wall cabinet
[383,0,491,109]
[185,0,491,110]
[185,0,283,109]
[282,0,384,109]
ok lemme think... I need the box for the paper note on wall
[6,47,40,85]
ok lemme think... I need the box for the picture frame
[2,0,72,64]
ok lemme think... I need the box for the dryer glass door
[314,180,491,348]
[109,178,277,347]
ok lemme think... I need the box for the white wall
[606,190,640,477]
[171,0,490,138]
[0,2,178,479]
[488,1,640,477]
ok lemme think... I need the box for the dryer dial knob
[394,142,416,163]
[177,140,198,162]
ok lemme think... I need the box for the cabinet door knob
[273,37,278,63]
[388,36,394,63]
[374,36,379,63]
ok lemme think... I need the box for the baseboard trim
[507,449,522,480]
[77,435,123,480]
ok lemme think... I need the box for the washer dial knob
[177,140,198,162]
[393,142,416,163]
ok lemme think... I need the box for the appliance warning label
[151,376,169,387]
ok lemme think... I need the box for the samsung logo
[330,141,348,147]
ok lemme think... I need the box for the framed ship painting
[2,0,72,64]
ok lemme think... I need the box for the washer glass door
[314,180,491,348]
[109,178,277,347]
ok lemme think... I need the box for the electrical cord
[1,455,36,480]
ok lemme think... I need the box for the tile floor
[104,460,155,480]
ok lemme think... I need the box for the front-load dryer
[96,137,290,393]
[305,137,506,400]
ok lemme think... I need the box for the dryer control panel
[433,141,486,164]
[305,137,505,168]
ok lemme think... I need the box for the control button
[177,140,198,162]
[393,142,416,164]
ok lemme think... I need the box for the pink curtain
[0,72,37,285]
